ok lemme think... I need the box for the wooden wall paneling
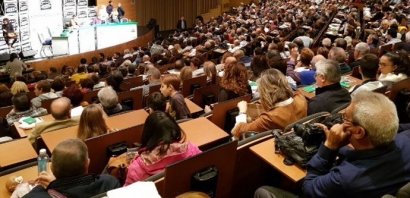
[229,0,251,8]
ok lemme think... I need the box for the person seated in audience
[249,55,270,82]
[48,67,59,80]
[71,65,88,84]
[350,54,384,96]
[24,139,120,197]
[124,111,201,185]
[366,33,379,50]
[316,46,329,59]
[31,80,59,109]
[0,84,12,107]
[228,39,241,53]
[216,52,233,72]
[322,38,332,50]
[231,68,307,137]
[386,28,402,44]
[168,59,185,75]
[308,59,351,115]
[117,65,128,78]
[150,40,164,56]
[255,92,410,198]
[295,29,313,47]
[203,61,216,82]
[62,86,86,117]
[218,61,252,102]
[10,81,29,95]
[349,42,370,69]
[98,86,130,116]
[180,66,193,83]
[51,77,65,97]
[234,49,252,67]
[160,74,191,120]
[269,56,297,90]
[131,68,161,96]
[299,54,326,86]
[286,43,301,83]
[146,92,166,114]
[127,65,137,77]
[218,56,236,77]
[77,104,111,141]
[79,78,95,94]
[328,47,351,74]
[294,47,314,73]
[6,93,47,125]
[378,51,410,84]
[399,32,410,51]
[189,57,203,76]
[106,70,124,92]
[90,74,105,90]
[28,97,79,144]
[123,49,132,59]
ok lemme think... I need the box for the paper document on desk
[107,182,161,198]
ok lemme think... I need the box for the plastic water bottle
[38,149,49,174]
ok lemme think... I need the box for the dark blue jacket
[299,69,315,85]
[23,174,119,198]
[303,133,410,198]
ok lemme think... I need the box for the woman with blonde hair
[10,81,29,95]
[179,66,193,83]
[231,69,307,137]
[77,104,111,140]
[203,61,216,82]
[174,43,184,53]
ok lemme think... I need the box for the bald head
[311,54,326,68]
[51,139,89,179]
[142,55,150,62]
[51,97,72,120]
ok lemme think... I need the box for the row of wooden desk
[13,98,203,138]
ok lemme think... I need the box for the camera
[293,114,342,146]
[294,123,325,146]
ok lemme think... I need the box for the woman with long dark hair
[124,111,201,185]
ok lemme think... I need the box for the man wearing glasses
[255,91,410,198]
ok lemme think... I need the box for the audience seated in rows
[130,67,161,95]
[23,139,120,197]
[28,97,79,144]
[6,93,47,125]
[124,111,201,185]
[232,68,307,137]
[255,92,410,198]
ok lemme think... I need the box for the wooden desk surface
[185,98,203,115]
[180,117,228,148]
[0,139,37,168]
[0,165,38,198]
[297,75,363,99]
[13,114,54,138]
[250,139,306,182]
[41,110,149,152]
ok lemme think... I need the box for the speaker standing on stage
[117,3,125,21]
[4,53,27,80]
[176,16,187,30]
[2,18,17,49]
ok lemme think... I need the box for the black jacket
[176,19,187,30]
[22,174,120,198]
[308,83,351,115]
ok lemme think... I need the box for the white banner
[19,27,30,42]
[19,0,28,12]
[63,8,76,18]
[96,23,137,49]
[77,7,88,20]
[39,0,52,10]
[63,0,76,8]
[79,27,95,53]
[19,13,29,29]
[78,0,88,7]
[88,6,97,18]
[4,0,18,15]
[28,0,63,57]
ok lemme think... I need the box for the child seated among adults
[160,74,191,120]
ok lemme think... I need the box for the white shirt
[379,73,408,83]
[349,81,384,96]
[71,106,84,117]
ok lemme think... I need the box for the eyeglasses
[340,111,357,125]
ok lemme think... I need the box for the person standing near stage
[2,18,17,49]
[4,53,27,80]
[176,16,187,30]
[117,2,125,22]
[106,1,113,22]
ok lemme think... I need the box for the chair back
[350,66,361,80]
[41,98,58,113]
[192,84,220,108]
[211,94,252,130]
[0,106,13,118]
[181,75,207,97]
[372,85,388,94]
[117,88,143,110]
[83,89,100,104]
